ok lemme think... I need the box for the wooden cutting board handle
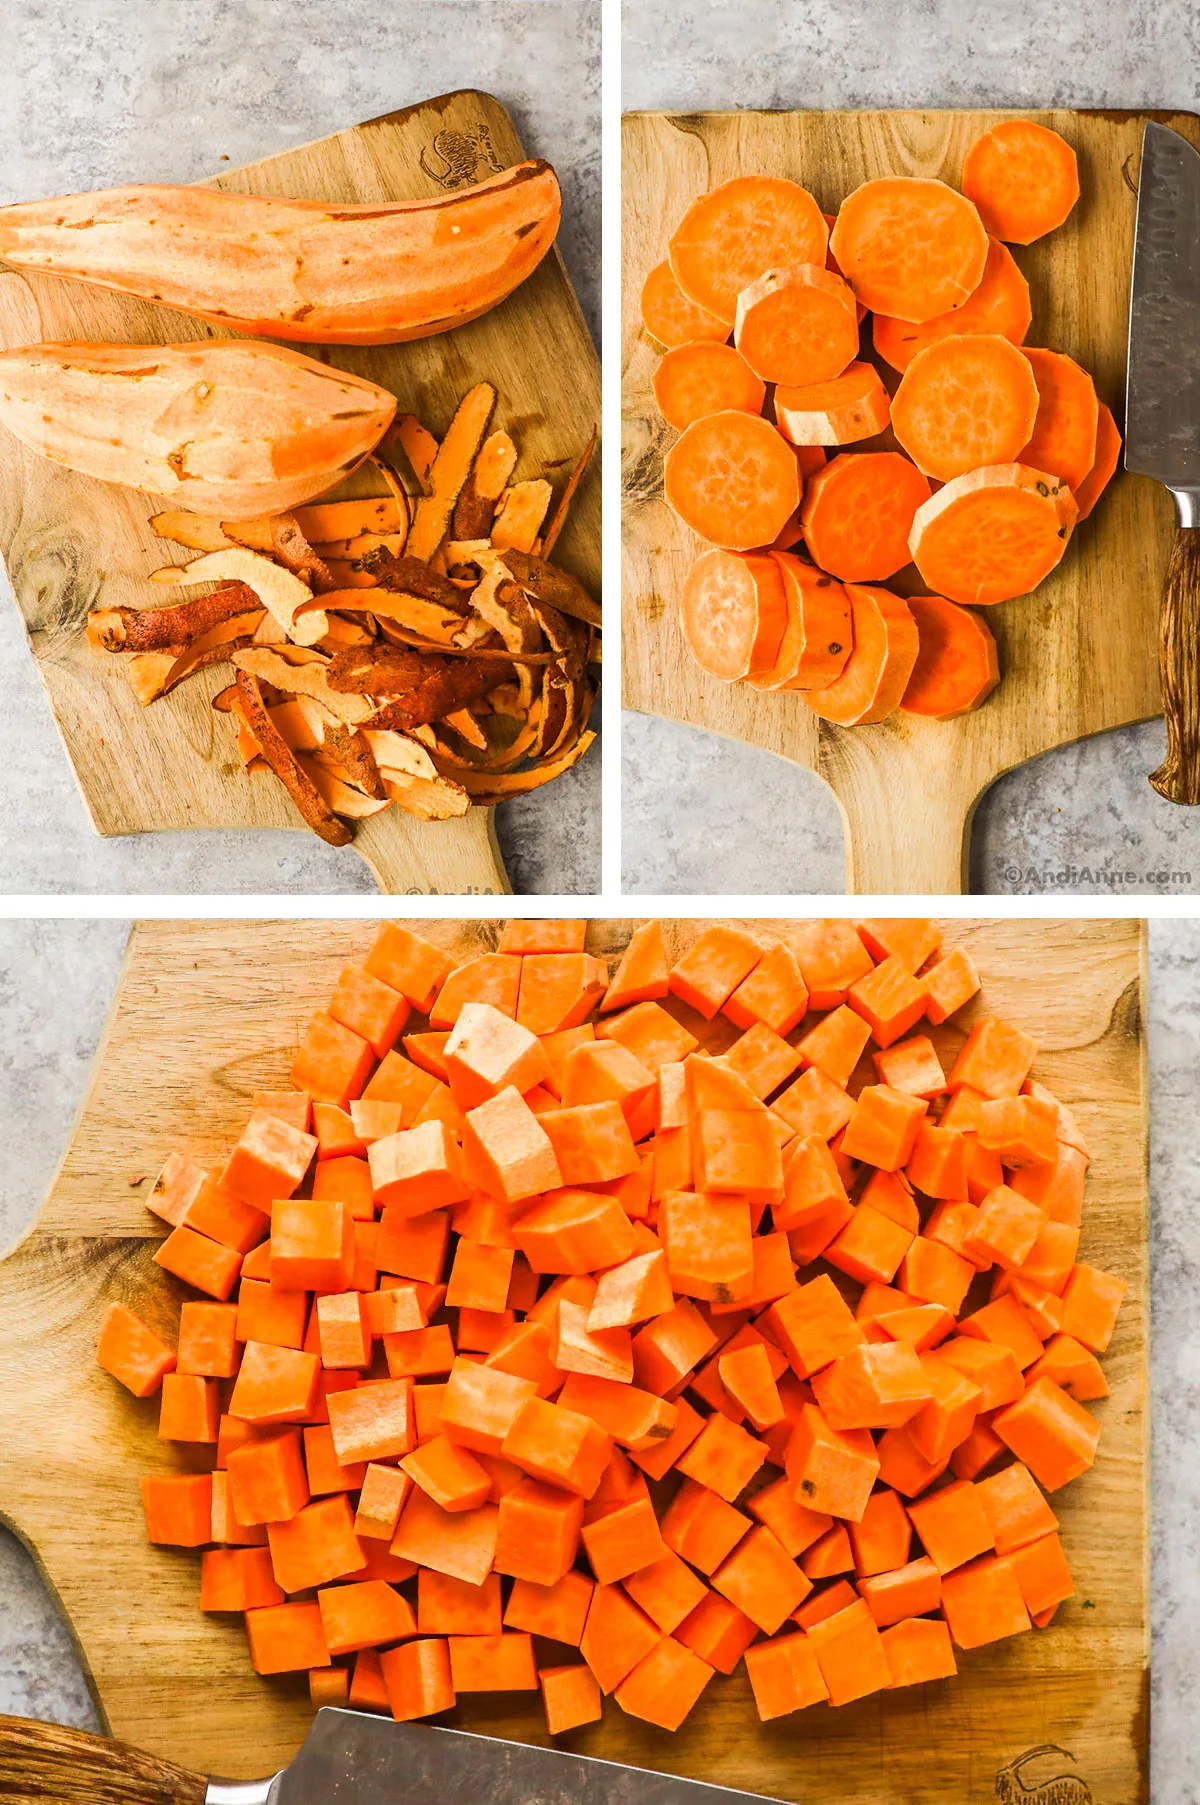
[0,1715,211,1805]
[822,730,980,895]
[1150,521,1200,804]
[351,805,511,895]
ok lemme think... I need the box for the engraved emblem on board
[420,124,504,189]
[995,1745,1093,1804]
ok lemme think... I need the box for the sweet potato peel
[86,385,599,842]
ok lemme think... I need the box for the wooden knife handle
[0,1715,207,1805]
[1151,522,1200,803]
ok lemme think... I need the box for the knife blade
[208,1711,790,1805]
[1125,119,1200,802]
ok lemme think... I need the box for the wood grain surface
[622,108,1196,894]
[0,91,600,895]
[0,918,1146,1802]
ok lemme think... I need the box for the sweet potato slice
[235,668,352,846]
[640,259,730,348]
[900,595,1000,718]
[665,411,801,552]
[750,552,852,692]
[873,238,1031,373]
[830,179,988,323]
[801,452,931,582]
[909,464,1078,605]
[891,336,1040,481]
[653,342,766,433]
[775,362,891,447]
[1017,350,1099,493]
[668,177,829,325]
[803,585,919,727]
[679,549,788,682]
[1073,403,1122,521]
[733,265,859,387]
[962,121,1080,245]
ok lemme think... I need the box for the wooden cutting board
[623,108,1196,895]
[0,91,601,895]
[0,918,1146,1802]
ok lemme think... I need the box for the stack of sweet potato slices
[86,386,599,846]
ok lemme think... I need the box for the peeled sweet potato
[0,162,561,346]
[0,340,396,517]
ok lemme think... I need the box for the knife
[1126,120,1200,803]
[0,1709,788,1805]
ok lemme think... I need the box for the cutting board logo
[420,124,503,189]
[996,1745,1093,1803]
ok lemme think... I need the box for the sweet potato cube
[949,1018,1038,1099]
[365,924,454,1012]
[200,1544,281,1610]
[766,1274,864,1379]
[811,1341,932,1432]
[443,1001,549,1110]
[1061,1262,1128,1352]
[227,1429,308,1526]
[675,1411,767,1503]
[784,1404,879,1522]
[675,1592,758,1674]
[660,1189,754,1304]
[97,1303,177,1397]
[140,1472,212,1547]
[501,1395,613,1498]
[362,1051,440,1118]
[429,953,521,1029]
[719,1342,785,1430]
[694,1109,784,1201]
[513,1185,637,1274]
[380,1635,456,1720]
[993,1376,1100,1491]
[327,1377,414,1464]
[858,1555,942,1627]
[267,1492,364,1594]
[669,926,763,1019]
[368,1121,469,1217]
[517,953,608,1034]
[463,1086,562,1203]
[598,1000,699,1073]
[157,1372,219,1442]
[541,1101,640,1185]
[329,963,410,1061]
[978,1094,1059,1169]
[246,1601,330,1674]
[581,1585,664,1692]
[960,1294,1046,1368]
[724,942,809,1037]
[825,1205,914,1287]
[632,1298,717,1395]
[881,1615,957,1684]
[397,1427,489,1514]
[908,1354,981,1464]
[505,1570,594,1645]
[873,1034,946,1098]
[940,1553,1032,1646]
[805,1598,892,1704]
[416,1568,502,1636]
[221,1109,318,1211]
[581,1496,667,1584]
[177,1300,239,1380]
[589,1249,675,1331]
[228,1342,320,1425]
[1008,1530,1074,1616]
[773,1067,856,1143]
[315,1292,370,1370]
[901,1237,975,1315]
[963,1185,1048,1271]
[613,1636,714,1730]
[624,1550,707,1634]
[601,921,670,1013]
[847,955,928,1049]
[792,919,874,1009]
[291,1012,374,1112]
[318,1578,416,1655]
[798,1004,872,1088]
[493,1477,584,1585]
[922,946,980,1025]
[553,1300,634,1384]
[907,1477,994,1574]
[842,1084,929,1170]
[354,1463,412,1542]
[713,1524,811,1633]
[391,1488,499,1587]
[905,1124,968,1200]
[540,1663,604,1734]
[1028,1334,1108,1402]
[441,1359,538,1455]
[271,1196,353,1292]
[745,1631,829,1719]
[153,1224,242,1301]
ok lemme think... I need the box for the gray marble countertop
[622,0,1200,898]
[0,0,600,896]
[0,917,1190,1802]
